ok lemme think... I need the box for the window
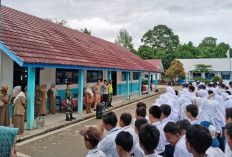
[193,73,201,79]
[122,72,126,81]
[56,69,78,85]
[87,70,103,83]
[133,72,139,80]
[221,72,230,80]
[205,73,215,80]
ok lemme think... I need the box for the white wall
[0,51,14,94]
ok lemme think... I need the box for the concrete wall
[0,50,14,95]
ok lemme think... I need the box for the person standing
[13,86,26,135]
[0,86,10,126]
[48,83,57,114]
[65,82,76,121]
[85,84,93,114]
[102,80,109,109]
[108,80,113,107]
[35,85,42,118]
[93,80,101,111]
[40,84,47,116]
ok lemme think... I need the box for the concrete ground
[17,93,162,157]
[16,85,181,157]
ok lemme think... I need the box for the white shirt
[86,148,106,157]
[144,152,162,157]
[160,117,174,129]
[120,126,138,154]
[97,127,119,157]
[174,135,193,157]
[206,146,224,157]
[152,121,165,154]
[189,119,199,125]
[225,143,232,157]
[133,140,144,157]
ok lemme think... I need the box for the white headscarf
[166,87,176,96]
[198,90,208,98]
[197,99,215,126]
[11,86,21,98]
[13,91,25,104]
[85,84,93,97]
[211,100,226,133]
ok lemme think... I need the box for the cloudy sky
[3,0,232,49]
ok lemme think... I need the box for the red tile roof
[145,59,164,72]
[1,5,159,72]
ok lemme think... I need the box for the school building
[145,59,164,83]
[0,6,160,130]
[178,58,232,81]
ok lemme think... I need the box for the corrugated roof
[178,58,232,72]
[0,5,159,72]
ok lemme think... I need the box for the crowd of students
[80,81,232,157]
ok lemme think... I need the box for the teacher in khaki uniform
[93,79,101,111]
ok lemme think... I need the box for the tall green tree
[115,29,134,51]
[161,48,176,70]
[198,37,217,48]
[141,24,179,52]
[176,41,200,59]
[165,59,185,79]
[81,28,91,35]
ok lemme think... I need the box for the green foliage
[212,76,223,82]
[137,45,155,59]
[81,28,91,35]
[192,64,212,74]
[176,41,201,59]
[141,24,179,52]
[142,79,148,85]
[165,59,185,79]
[198,37,217,48]
[161,48,176,70]
[115,29,134,51]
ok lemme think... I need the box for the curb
[16,89,165,143]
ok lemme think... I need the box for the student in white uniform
[139,123,162,157]
[149,106,165,155]
[79,127,106,157]
[177,119,191,136]
[115,131,133,157]
[225,109,232,157]
[136,102,149,122]
[133,107,147,128]
[119,113,138,154]
[98,112,119,157]
[164,122,192,157]
[134,118,148,157]
[186,124,213,157]
[185,105,199,125]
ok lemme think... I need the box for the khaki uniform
[94,84,101,109]
[35,89,42,117]
[13,95,26,135]
[0,94,10,126]
[85,92,93,113]
[48,88,56,114]
[40,85,47,115]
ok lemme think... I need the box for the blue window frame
[205,73,215,80]
[56,69,78,85]
[122,72,127,81]
[221,72,230,80]
[87,70,103,83]
[133,72,139,80]
[193,73,201,79]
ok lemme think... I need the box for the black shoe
[66,115,72,121]
[70,114,76,119]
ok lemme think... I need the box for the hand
[99,121,104,140]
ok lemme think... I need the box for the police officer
[65,82,76,121]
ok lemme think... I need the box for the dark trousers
[217,127,225,152]
[103,94,108,108]
[162,144,175,157]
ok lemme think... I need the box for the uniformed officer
[65,82,76,121]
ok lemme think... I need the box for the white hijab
[85,84,93,97]
[13,91,25,104]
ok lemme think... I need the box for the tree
[141,24,179,52]
[81,28,91,35]
[45,18,67,26]
[198,37,217,48]
[115,29,134,51]
[192,64,212,78]
[165,59,185,80]
[161,48,176,70]
[176,41,200,59]
[137,45,154,59]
